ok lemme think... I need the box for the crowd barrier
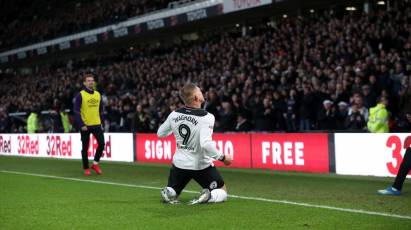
[1,132,410,177]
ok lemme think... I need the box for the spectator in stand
[368,75,381,96]
[367,96,389,133]
[51,111,64,133]
[392,62,404,95]
[132,104,149,132]
[317,100,336,131]
[344,104,366,132]
[332,82,350,105]
[252,96,275,132]
[284,89,298,132]
[299,84,314,131]
[272,90,285,130]
[335,101,349,131]
[398,85,411,131]
[348,93,369,122]
[218,102,236,132]
[118,103,133,131]
[376,64,392,92]
[261,97,276,131]
[27,107,40,133]
[362,85,377,109]
[0,108,10,133]
[60,109,72,133]
[235,113,252,132]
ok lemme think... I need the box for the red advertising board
[135,133,176,164]
[135,133,252,168]
[211,133,251,168]
[251,133,329,173]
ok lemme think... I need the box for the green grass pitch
[0,156,410,229]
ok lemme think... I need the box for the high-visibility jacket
[367,103,389,133]
[60,112,71,133]
[27,112,38,133]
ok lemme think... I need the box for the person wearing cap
[335,101,349,130]
[338,101,348,107]
[317,99,336,131]
[367,96,389,133]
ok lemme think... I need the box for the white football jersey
[157,107,223,170]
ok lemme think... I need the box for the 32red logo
[386,135,411,175]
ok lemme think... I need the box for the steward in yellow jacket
[367,96,389,133]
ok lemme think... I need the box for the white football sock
[93,161,98,165]
[208,189,227,203]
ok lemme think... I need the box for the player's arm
[73,93,86,130]
[99,96,105,127]
[200,115,232,165]
[157,114,173,138]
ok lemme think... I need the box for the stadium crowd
[0,0,176,51]
[1,2,411,133]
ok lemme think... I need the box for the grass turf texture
[0,156,410,229]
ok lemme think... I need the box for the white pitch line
[1,170,411,221]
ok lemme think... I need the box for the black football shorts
[167,164,225,195]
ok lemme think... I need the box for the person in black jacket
[344,104,366,131]
[299,85,314,131]
[335,101,349,131]
[235,113,252,132]
[317,100,336,131]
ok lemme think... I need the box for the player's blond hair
[179,83,198,105]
